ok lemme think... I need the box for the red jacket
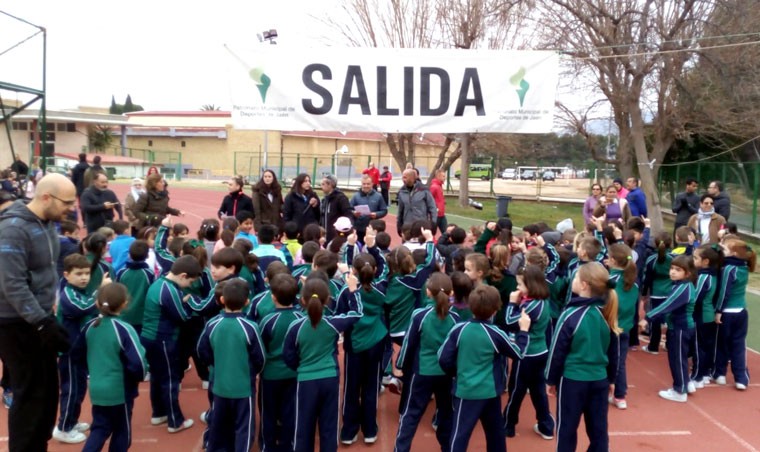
[429,178,445,217]
[363,167,380,186]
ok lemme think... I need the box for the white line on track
[609,431,691,436]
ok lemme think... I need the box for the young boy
[247,261,291,323]
[253,224,288,273]
[375,232,392,258]
[259,274,303,451]
[54,254,111,444]
[197,279,265,452]
[235,211,259,248]
[140,255,203,433]
[57,220,81,277]
[293,241,319,285]
[283,221,302,261]
[115,240,155,334]
[671,226,695,256]
[108,220,136,273]
[438,285,531,452]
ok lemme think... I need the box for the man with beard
[81,172,123,233]
[396,168,437,236]
[319,174,353,242]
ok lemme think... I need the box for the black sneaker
[505,424,515,438]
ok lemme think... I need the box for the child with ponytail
[713,239,755,390]
[283,276,364,452]
[607,243,639,409]
[450,271,473,322]
[503,265,554,440]
[690,244,722,388]
[394,273,458,451]
[78,283,147,452]
[640,255,696,402]
[546,262,620,452]
[641,232,673,354]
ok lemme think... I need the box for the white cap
[334,216,353,232]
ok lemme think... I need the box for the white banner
[227,47,558,133]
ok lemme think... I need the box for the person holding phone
[80,172,123,233]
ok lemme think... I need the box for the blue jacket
[109,234,136,274]
[349,189,387,233]
[626,187,647,217]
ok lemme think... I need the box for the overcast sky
[1,0,337,111]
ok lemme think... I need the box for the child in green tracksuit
[197,279,265,452]
[438,285,531,452]
[77,283,148,452]
[283,276,364,452]
[642,233,673,354]
[259,274,303,451]
[114,240,155,335]
[607,243,639,409]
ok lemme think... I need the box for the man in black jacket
[319,174,353,242]
[81,172,122,233]
[707,180,731,221]
[672,178,699,230]
[218,176,254,219]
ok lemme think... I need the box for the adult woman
[283,173,321,234]
[218,175,254,219]
[687,194,726,245]
[583,184,603,225]
[133,173,183,228]
[251,169,284,232]
[599,185,630,226]
[124,178,145,236]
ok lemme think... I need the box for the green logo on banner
[249,67,271,103]
[509,67,530,107]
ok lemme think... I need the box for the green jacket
[397,307,458,376]
[610,268,639,332]
[260,307,303,380]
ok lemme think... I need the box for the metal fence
[104,146,183,181]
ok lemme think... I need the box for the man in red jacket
[429,169,447,236]
[362,162,380,191]
[379,165,392,205]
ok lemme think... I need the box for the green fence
[103,146,183,181]
[657,161,760,234]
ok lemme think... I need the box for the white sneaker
[201,380,209,390]
[642,346,659,355]
[200,411,208,424]
[701,376,712,385]
[658,388,687,403]
[715,376,727,385]
[151,416,168,425]
[736,383,747,391]
[687,381,697,394]
[52,426,87,444]
[74,422,90,433]
[693,379,704,389]
[364,433,378,444]
[381,375,392,386]
[533,423,554,440]
[340,434,358,445]
[168,419,194,433]
[144,372,151,382]
[387,377,402,395]
[612,398,627,410]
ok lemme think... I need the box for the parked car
[455,163,492,181]
[542,170,556,181]
[520,170,536,181]
[499,168,516,179]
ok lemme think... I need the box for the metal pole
[489,156,495,195]
[40,28,47,173]
[312,158,317,183]
[263,131,268,173]
[753,163,759,233]
[296,154,301,175]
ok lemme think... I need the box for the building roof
[54,152,151,165]
[7,109,130,126]
[127,111,231,118]
[281,131,448,146]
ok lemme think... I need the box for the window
[56,123,66,132]
[148,140,153,147]
[66,123,76,132]
[11,122,28,131]
[30,132,55,142]
[181,141,186,148]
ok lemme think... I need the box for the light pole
[333,145,349,176]
[257,29,278,173]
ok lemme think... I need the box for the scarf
[698,208,714,220]
[131,187,145,201]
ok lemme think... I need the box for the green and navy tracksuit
[140,276,201,429]
[85,254,112,297]
[546,296,619,452]
[642,251,673,351]
[543,242,567,323]
[610,268,639,400]
[56,282,97,433]
[394,307,458,452]
[115,260,155,334]
[486,269,517,332]
[154,225,176,275]
[646,280,695,394]
[197,312,266,452]
[691,268,718,381]
[283,292,363,452]
[259,306,303,452]
[247,290,275,324]
[438,319,528,452]
[503,297,554,437]
[713,256,750,385]
[77,316,147,452]
[336,281,387,443]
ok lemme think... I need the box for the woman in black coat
[283,173,320,235]
[218,175,254,219]
[251,169,284,233]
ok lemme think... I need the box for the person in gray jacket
[672,178,700,230]
[396,168,437,235]
[350,175,387,243]
[0,173,76,452]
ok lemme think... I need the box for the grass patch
[444,198,584,230]
[747,292,760,351]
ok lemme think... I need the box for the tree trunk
[458,134,470,208]
[629,98,664,233]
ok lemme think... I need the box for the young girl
[78,283,148,452]
[394,273,458,452]
[503,265,554,439]
[137,226,160,276]
[642,232,673,354]
[607,243,639,409]
[198,219,220,266]
[546,262,620,452]
[337,251,387,445]
[713,239,755,390]
[640,255,696,402]
[81,233,113,297]
[690,244,721,388]
[438,285,531,452]
[283,277,363,452]
[450,271,473,322]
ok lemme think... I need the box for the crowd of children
[17,187,755,451]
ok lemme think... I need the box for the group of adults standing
[584,175,732,244]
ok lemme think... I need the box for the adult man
[0,173,76,452]
[672,178,700,230]
[218,175,254,219]
[81,172,123,233]
[626,177,647,217]
[396,168,437,235]
[429,169,447,235]
[320,174,353,242]
[350,175,387,243]
[82,155,104,189]
[362,162,380,191]
[70,153,90,200]
[687,194,726,245]
[707,180,731,221]
[379,165,392,205]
